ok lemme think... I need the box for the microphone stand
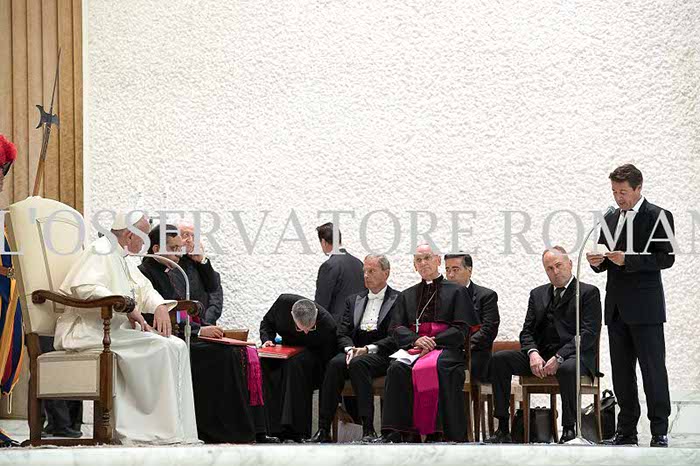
[134,253,192,349]
[567,206,615,445]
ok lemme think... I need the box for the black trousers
[471,349,491,383]
[262,350,322,438]
[490,350,579,427]
[39,337,82,431]
[381,349,466,441]
[318,352,390,429]
[608,316,671,436]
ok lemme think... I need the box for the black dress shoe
[650,435,668,448]
[255,433,281,444]
[603,431,638,446]
[305,428,332,443]
[425,432,444,443]
[558,427,576,443]
[50,427,83,438]
[372,431,403,443]
[484,429,512,444]
[361,430,378,443]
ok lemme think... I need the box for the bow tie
[368,291,385,301]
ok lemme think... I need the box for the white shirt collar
[464,280,472,289]
[555,275,575,293]
[368,285,387,300]
[630,195,645,212]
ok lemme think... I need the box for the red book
[198,336,256,346]
[257,345,304,359]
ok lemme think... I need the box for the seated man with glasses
[139,224,279,444]
[259,296,338,442]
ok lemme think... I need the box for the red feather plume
[0,134,17,165]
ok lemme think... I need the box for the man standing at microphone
[587,164,675,448]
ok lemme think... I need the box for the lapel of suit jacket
[542,284,553,315]
[467,282,478,310]
[557,278,576,310]
[354,293,368,327]
[377,288,398,327]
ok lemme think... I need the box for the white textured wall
[84,1,699,393]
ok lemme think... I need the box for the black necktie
[553,287,564,308]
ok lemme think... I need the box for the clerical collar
[464,280,472,289]
[423,274,443,285]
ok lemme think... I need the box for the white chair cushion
[37,350,113,398]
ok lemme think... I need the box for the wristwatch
[555,354,564,365]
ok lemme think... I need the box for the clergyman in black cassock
[308,254,400,443]
[444,253,499,383]
[139,225,277,444]
[377,244,479,443]
[486,247,601,444]
[587,164,674,447]
[259,294,338,441]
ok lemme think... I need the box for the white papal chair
[6,196,137,446]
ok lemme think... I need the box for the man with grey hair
[54,210,198,444]
[485,246,601,444]
[259,294,337,442]
[308,255,400,443]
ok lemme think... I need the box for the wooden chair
[478,340,523,441]
[463,336,477,442]
[330,376,386,442]
[7,197,198,446]
[519,340,602,443]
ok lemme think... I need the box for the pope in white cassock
[53,211,199,444]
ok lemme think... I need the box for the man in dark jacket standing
[314,222,365,324]
[486,247,601,444]
[587,164,675,448]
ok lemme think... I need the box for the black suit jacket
[467,282,500,352]
[260,293,338,364]
[337,286,400,355]
[519,278,602,376]
[314,249,365,324]
[592,199,675,325]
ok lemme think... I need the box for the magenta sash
[410,322,449,435]
[245,346,264,406]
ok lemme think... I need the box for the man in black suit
[486,246,601,444]
[444,252,499,382]
[307,254,400,443]
[314,222,365,324]
[587,164,675,448]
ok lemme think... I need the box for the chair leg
[464,390,473,442]
[594,393,602,442]
[487,394,494,436]
[472,386,481,442]
[550,394,558,443]
[28,377,41,445]
[331,408,339,443]
[522,389,530,444]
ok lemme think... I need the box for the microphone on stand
[567,205,615,445]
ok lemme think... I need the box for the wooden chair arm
[32,290,136,314]
[173,300,202,316]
